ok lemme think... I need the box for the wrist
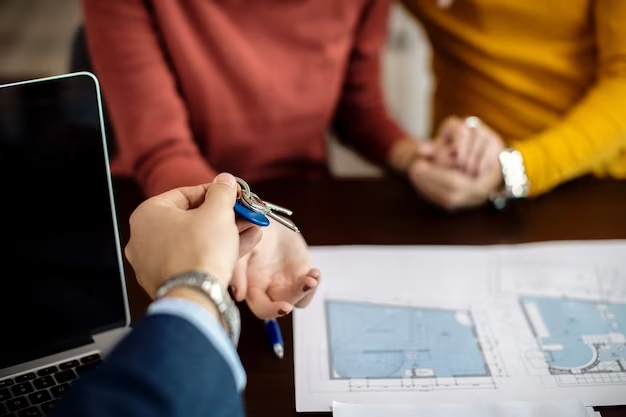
[162,287,222,324]
[155,271,241,345]
[490,148,529,209]
[387,138,423,174]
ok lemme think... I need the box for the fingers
[247,287,293,320]
[265,267,321,307]
[295,268,322,308]
[150,172,239,213]
[154,183,212,210]
[410,161,451,209]
[464,129,488,176]
[477,142,499,176]
[410,159,469,210]
[236,218,257,233]
[239,226,262,259]
[435,116,463,140]
[230,256,249,302]
[435,116,469,168]
[199,173,238,217]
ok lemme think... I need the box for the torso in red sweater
[84,0,404,196]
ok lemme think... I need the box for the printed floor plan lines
[521,295,626,385]
[324,300,506,391]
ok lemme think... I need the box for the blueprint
[326,301,488,379]
[294,242,626,412]
[521,295,626,383]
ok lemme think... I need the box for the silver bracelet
[156,271,241,346]
[490,148,530,210]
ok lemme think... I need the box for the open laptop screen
[0,73,127,368]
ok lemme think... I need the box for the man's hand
[125,172,263,298]
[230,220,321,320]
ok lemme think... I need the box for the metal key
[234,177,300,233]
[264,201,293,216]
[248,192,299,233]
[265,210,299,232]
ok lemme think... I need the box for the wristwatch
[490,148,530,210]
[156,271,241,346]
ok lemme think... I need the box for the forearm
[512,0,626,196]
[332,0,410,167]
[334,105,409,167]
[513,77,626,196]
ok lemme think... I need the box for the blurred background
[0,0,433,177]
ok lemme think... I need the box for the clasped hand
[407,116,506,210]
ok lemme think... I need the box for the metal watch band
[490,148,530,210]
[156,271,241,346]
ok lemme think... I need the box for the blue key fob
[234,201,270,227]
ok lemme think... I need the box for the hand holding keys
[234,177,299,233]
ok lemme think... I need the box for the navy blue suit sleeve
[49,314,244,417]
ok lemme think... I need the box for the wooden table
[113,175,626,417]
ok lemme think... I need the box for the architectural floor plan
[294,243,626,412]
[326,301,489,379]
[521,295,626,384]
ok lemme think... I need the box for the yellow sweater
[403,0,626,196]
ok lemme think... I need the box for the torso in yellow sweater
[404,0,626,195]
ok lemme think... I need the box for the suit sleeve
[49,314,244,417]
[82,0,217,197]
[332,0,409,166]
[512,0,626,196]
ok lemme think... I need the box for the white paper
[586,407,601,417]
[294,241,626,412]
[332,400,589,417]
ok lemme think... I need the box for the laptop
[0,73,130,416]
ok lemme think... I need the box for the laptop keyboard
[0,353,102,417]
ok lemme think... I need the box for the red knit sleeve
[82,0,216,196]
[332,0,409,166]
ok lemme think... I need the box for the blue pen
[265,319,284,359]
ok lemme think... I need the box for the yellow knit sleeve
[512,0,626,196]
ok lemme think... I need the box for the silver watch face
[156,272,239,345]
[209,284,223,304]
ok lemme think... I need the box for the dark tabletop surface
[112,175,626,417]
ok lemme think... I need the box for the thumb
[200,172,238,214]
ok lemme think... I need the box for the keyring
[233,177,299,232]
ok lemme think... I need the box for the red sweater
[83,0,406,196]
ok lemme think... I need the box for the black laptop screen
[0,74,127,368]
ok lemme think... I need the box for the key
[265,211,299,233]
[246,193,298,231]
[251,193,299,232]
[233,177,299,232]
[264,201,293,216]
